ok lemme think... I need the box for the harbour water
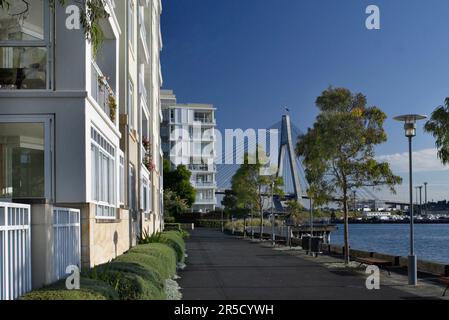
[330,224,449,264]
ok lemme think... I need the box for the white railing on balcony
[53,208,81,282]
[0,203,31,301]
[91,61,115,121]
[194,181,217,188]
[189,164,216,172]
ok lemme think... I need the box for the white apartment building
[0,0,163,294]
[161,90,217,213]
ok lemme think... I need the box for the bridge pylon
[277,114,303,202]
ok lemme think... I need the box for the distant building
[161,90,217,213]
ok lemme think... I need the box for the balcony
[188,164,216,172]
[195,197,217,205]
[138,8,150,63]
[91,61,117,124]
[194,181,217,188]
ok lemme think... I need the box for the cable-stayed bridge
[215,114,409,209]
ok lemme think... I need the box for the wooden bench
[355,257,393,276]
[439,277,449,297]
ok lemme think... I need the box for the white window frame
[0,0,53,90]
[128,0,135,51]
[128,79,135,130]
[119,151,125,205]
[0,114,54,201]
[90,126,117,220]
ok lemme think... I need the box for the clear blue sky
[161,0,449,201]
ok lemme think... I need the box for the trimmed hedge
[21,278,118,300]
[22,231,186,300]
[159,231,186,263]
[91,266,164,300]
[129,243,177,278]
[197,219,222,229]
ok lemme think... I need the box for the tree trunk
[343,193,350,265]
[260,201,264,240]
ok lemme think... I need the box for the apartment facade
[161,90,217,213]
[0,0,163,292]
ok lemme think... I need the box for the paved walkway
[179,229,442,300]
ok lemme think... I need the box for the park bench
[355,257,393,276]
[439,277,449,297]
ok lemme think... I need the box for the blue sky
[161,0,449,202]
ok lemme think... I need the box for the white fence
[53,208,81,281]
[0,203,31,301]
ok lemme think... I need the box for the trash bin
[310,236,323,254]
[301,235,311,251]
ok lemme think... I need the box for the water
[330,224,449,264]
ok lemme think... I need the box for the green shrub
[164,223,182,232]
[197,219,222,229]
[159,231,186,263]
[129,243,177,278]
[90,263,165,300]
[115,252,172,280]
[22,277,118,300]
[180,229,190,239]
[165,216,176,223]
[137,229,162,245]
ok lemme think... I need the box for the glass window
[91,127,116,218]
[0,122,45,198]
[0,0,49,90]
[128,80,134,129]
[0,47,47,89]
[128,0,135,49]
[0,0,45,41]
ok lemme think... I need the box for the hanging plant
[142,138,151,153]
[108,93,117,122]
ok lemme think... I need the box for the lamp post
[394,114,427,286]
[419,186,422,216]
[271,182,275,247]
[424,182,428,216]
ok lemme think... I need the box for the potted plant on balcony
[97,75,117,122]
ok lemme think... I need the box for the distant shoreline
[333,220,449,224]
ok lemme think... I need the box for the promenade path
[178,228,439,300]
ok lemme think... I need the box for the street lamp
[424,182,428,216]
[394,114,427,286]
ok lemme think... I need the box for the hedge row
[22,231,186,300]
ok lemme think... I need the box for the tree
[285,200,307,226]
[164,189,188,218]
[296,87,402,264]
[163,160,196,208]
[231,151,284,235]
[0,0,109,55]
[424,98,449,164]
[221,190,238,213]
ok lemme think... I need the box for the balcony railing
[194,181,217,188]
[91,61,116,123]
[189,164,216,172]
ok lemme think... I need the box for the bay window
[0,0,51,90]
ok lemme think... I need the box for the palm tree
[424,98,449,164]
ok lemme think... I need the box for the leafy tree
[0,0,109,55]
[424,98,449,164]
[163,189,188,218]
[163,160,196,208]
[231,151,284,235]
[285,200,307,225]
[296,87,402,264]
[221,190,238,213]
